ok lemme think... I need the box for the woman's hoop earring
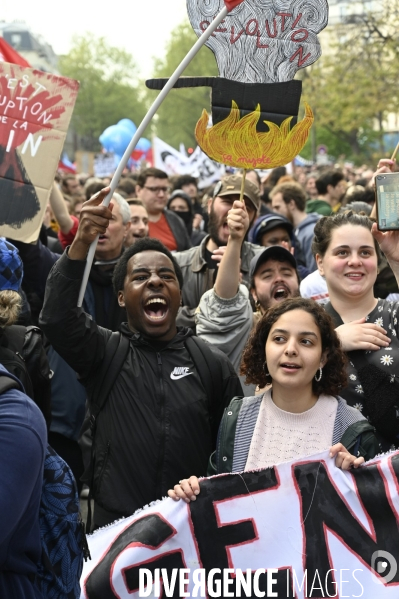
[255,300,261,314]
[263,363,269,377]
[315,367,322,382]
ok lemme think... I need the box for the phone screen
[376,173,399,230]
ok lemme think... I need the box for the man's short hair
[136,168,168,188]
[173,175,198,190]
[117,178,137,197]
[316,170,344,195]
[270,182,307,211]
[85,181,104,200]
[127,199,146,208]
[112,193,131,225]
[112,238,183,294]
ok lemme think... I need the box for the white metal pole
[77,6,229,306]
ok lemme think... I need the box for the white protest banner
[0,62,79,242]
[189,145,225,189]
[94,152,116,178]
[153,137,224,189]
[80,449,399,598]
[153,137,191,176]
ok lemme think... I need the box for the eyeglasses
[144,185,171,194]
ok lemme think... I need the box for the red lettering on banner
[245,19,259,36]
[277,12,292,32]
[230,26,245,44]
[265,18,277,38]
[291,13,302,29]
[199,19,217,37]
[0,77,64,152]
[203,14,311,48]
[215,20,227,33]
[289,46,311,67]
[291,29,309,42]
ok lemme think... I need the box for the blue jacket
[0,365,47,599]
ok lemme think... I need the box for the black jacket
[39,252,242,525]
[164,209,192,251]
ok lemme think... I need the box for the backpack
[79,331,224,531]
[0,325,52,426]
[0,372,90,599]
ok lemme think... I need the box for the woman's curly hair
[0,290,22,327]
[240,297,347,395]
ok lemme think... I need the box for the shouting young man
[40,189,242,529]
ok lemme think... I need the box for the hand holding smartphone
[376,173,399,231]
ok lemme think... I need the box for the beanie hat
[0,239,23,292]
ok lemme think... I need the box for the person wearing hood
[248,212,309,280]
[270,181,321,272]
[167,190,206,247]
[39,188,242,528]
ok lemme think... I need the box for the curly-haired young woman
[169,297,379,502]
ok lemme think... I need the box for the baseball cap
[0,239,23,292]
[251,214,293,246]
[213,175,260,211]
[249,245,297,278]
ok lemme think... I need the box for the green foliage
[301,5,399,163]
[300,125,353,162]
[59,35,148,150]
[147,21,218,148]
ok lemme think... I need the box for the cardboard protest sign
[147,0,329,169]
[80,449,399,598]
[0,63,79,242]
[75,151,95,175]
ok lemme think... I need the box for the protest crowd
[2,151,399,597]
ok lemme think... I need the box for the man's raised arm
[39,188,114,379]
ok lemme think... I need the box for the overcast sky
[2,0,189,76]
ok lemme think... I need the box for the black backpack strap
[0,325,26,355]
[0,373,22,394]
[84,332,130,533]
[88,332,130,424]
[185,336,223,409]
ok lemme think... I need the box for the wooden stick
[239,169,247,202]
[391,141,399,161]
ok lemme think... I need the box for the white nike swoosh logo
[170,372,193,380]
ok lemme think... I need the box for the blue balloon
[99,124,132,156]
[117,119,137,135]
[135,137,151,152]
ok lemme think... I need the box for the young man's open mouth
[272,285,290,301]
[143,297,169,322]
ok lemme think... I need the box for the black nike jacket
[39,252,243,525]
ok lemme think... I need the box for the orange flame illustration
[195,101,313,169]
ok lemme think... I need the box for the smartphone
[376,173,399,230]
